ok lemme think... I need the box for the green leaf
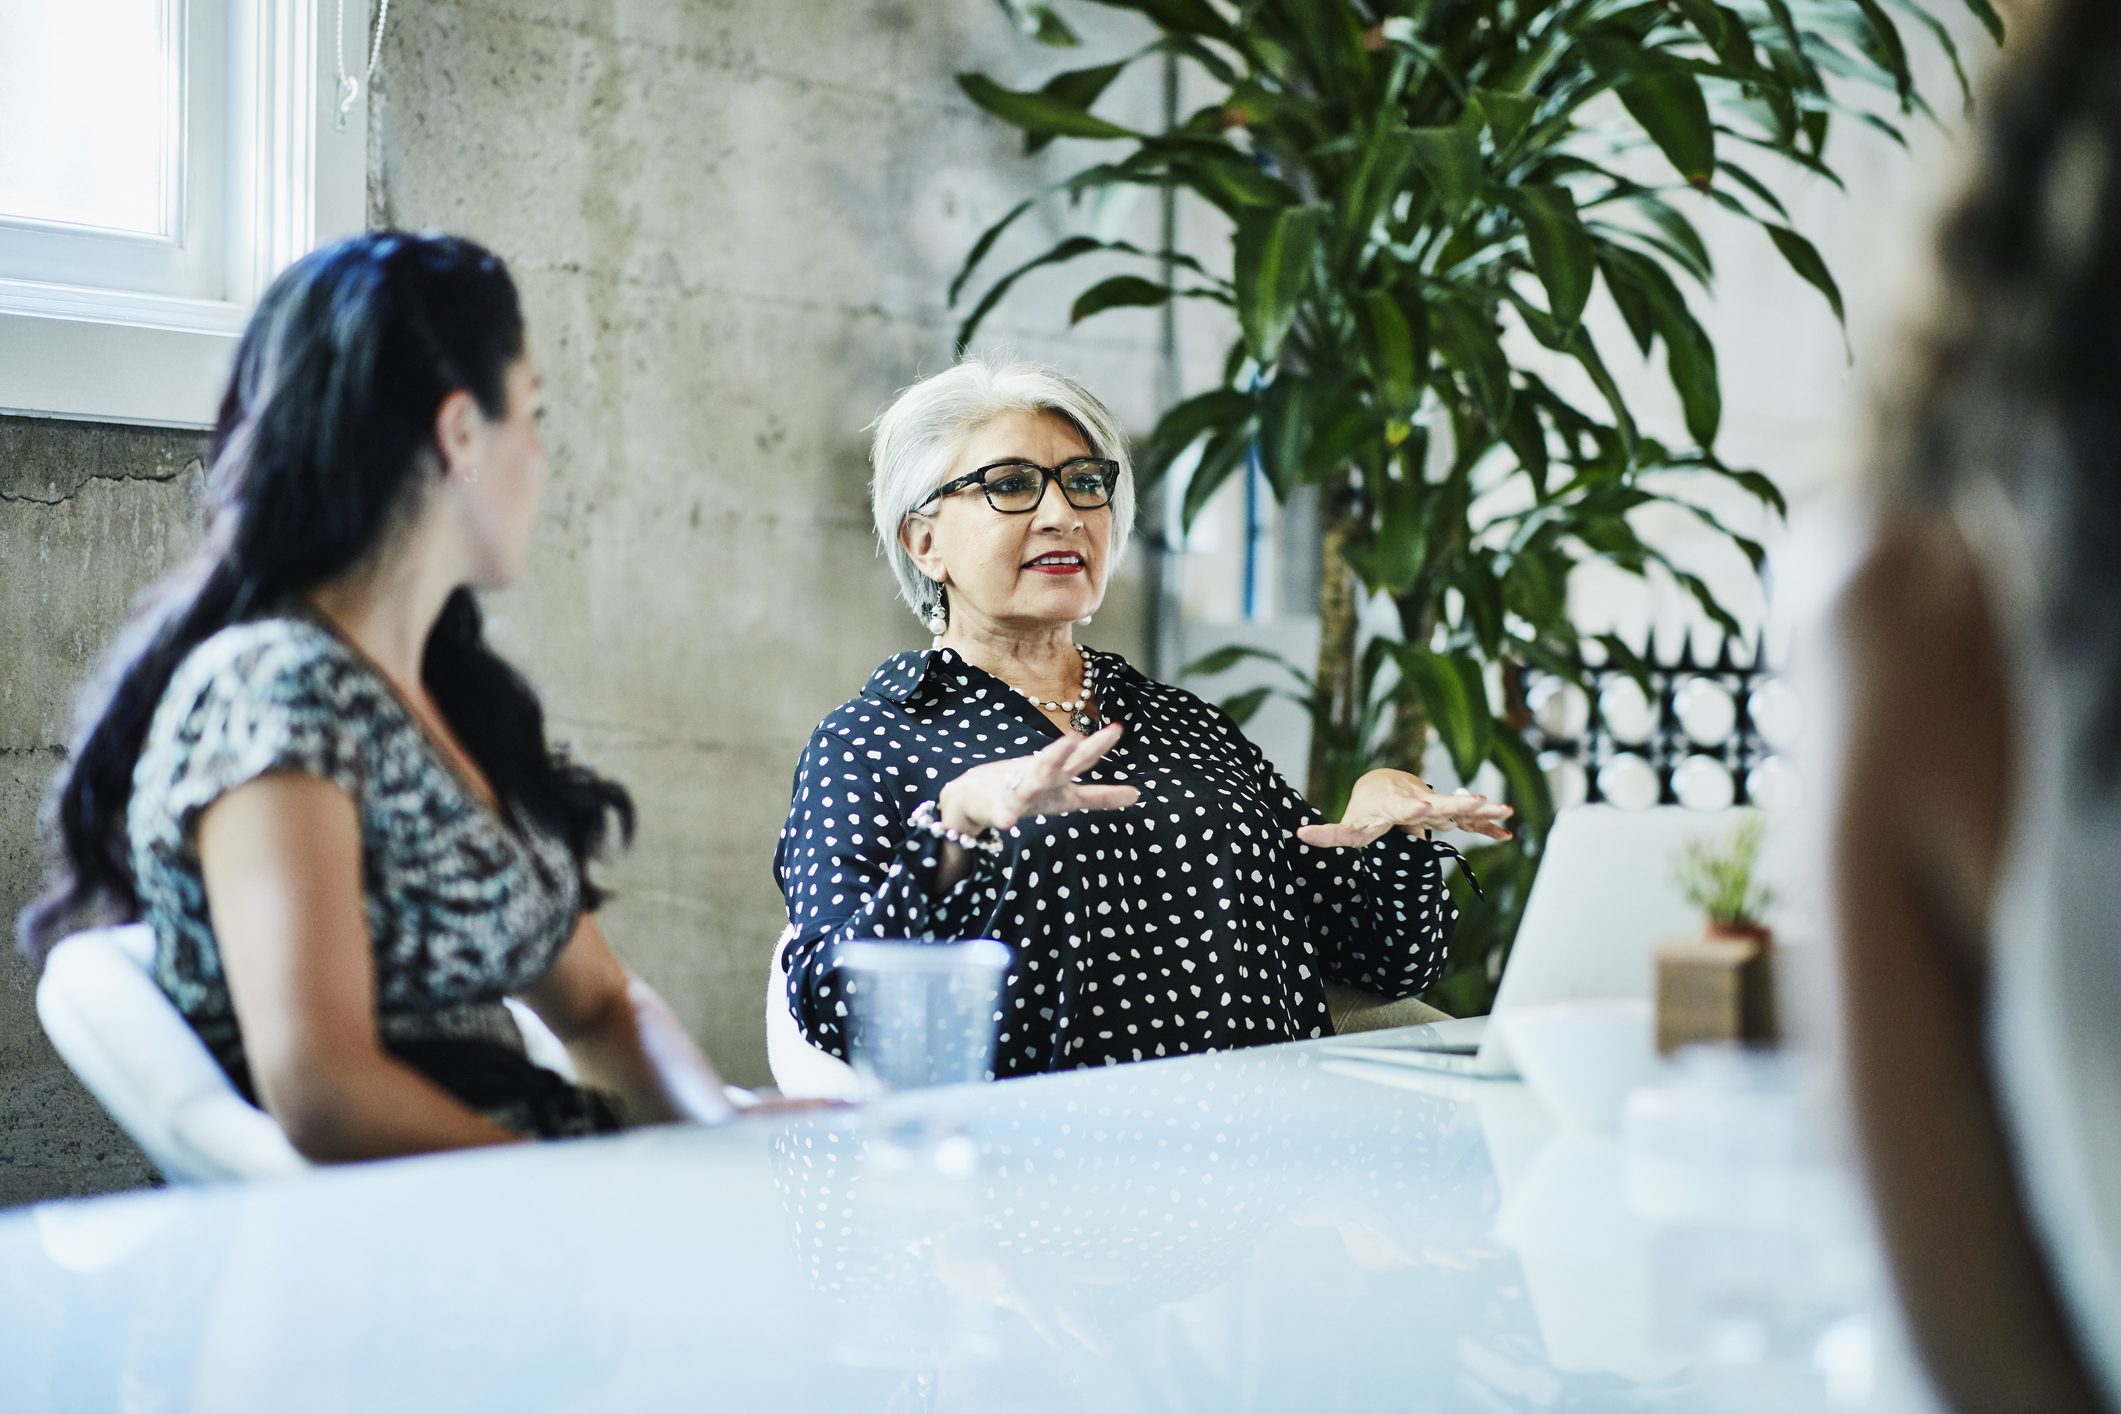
[1181,642,1308,682]
[1601,248,1720,445]
[948,156,1158,306]
[1161,33,1243,85]
[1503,544,1568,633]
[1489,726,1556,845]
[1602,251,1659,356]
[1144,387,1252,483]
[1068,275,1173,324]
[1431,298,1513,424]
[1080,0,1235,40]
[1503,396,1550,498]
[1256,375,1313,498]
[1354,289,1424,422]
[1503,291,1638,458]
[1503,186,1597,330]
[1849,0,1915,109]
[1310,401,1384,482]
[1669,0,1758,73]
[1220,685,1275,728]
[954,234,1101,349]
[1584,37,1716,187]
[1712,159,1791,222]
[1765,223,1848,333]
[1660,493,1766,569]
[994,0,1080,47]
[956,235,1215,349]
[1232,204,1326,365]
[1633,198,1715,284]
[1024,60,1132,154]
[1406,125,1483,219]
[1182,421,1254,530]
[1724,465,1788,517]
[1339,121,1419,261]
[1882,0,1972,110]
[1397,647,1494,781]
[1268,0,1368,91]
[1955,0,2005,45]
[1595,633,1657,692]
[956,73,1140,141]
[1153,138,1304,211]
[1376,18,1471,104]
[1344,470,1427,594]
[1472,87,1538,150]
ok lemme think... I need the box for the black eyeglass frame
[913,457,1121,515]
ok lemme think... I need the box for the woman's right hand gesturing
[937,722,1140,838]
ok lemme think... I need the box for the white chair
[37,923,584,1183]
[764,928,863,1100]
[36,924,307,1183]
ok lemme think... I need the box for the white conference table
[0,1036,1936,1413]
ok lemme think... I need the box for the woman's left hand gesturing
[1295,768,1514,848]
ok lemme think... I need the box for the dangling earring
[925,589,948,648]
[1077,614,1093,627]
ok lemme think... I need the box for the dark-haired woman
[1827,0,2121,1407]
[20,230,735,1161]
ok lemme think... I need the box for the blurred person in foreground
[20,231,744,1160]
[1829,0,2121,1406]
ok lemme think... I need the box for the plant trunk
[1388,590,1437,777]
[1500,658,1530,731]
[1309,470,1360,804]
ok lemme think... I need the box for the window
[0,0,369,428]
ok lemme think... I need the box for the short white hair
[870,355,1135,623]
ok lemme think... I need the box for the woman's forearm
[264,1051,523,1162]
[565,976,736,1126]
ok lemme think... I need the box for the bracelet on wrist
[910,799,1005,857]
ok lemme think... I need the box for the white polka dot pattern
[775,648,1464,1077]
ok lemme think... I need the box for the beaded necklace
[1004,643,1101,734]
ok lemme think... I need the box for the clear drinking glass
[838,938,1011,1093]
[840,938,1011,1178]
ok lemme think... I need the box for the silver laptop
[1321,805,1780,1078]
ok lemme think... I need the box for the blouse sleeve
[774,728,1012,1058]
[1239,723,1465,1000]
[162,637,370,838]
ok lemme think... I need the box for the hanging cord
[334,0,393,132]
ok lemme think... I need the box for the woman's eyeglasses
[915,458,1120,515]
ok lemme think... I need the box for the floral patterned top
[127,615,620,1138]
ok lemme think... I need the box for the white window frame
[0,0,369,430]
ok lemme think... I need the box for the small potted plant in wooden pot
[1657,817,1778,1055]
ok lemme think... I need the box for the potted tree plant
[958,0,1997,1011]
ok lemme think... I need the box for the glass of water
[838,937,1011,1094]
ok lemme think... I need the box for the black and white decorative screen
[1522,639,1800,811]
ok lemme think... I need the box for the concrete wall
[1,2,1176,1204]
[366,0,1175,1079]
[0,417,204,1206]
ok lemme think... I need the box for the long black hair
[18,230,632,959]
[1879,0,2121,778]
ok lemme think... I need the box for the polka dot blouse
[775,647,1467,1077]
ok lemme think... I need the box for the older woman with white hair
[774,357,1510,1076]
